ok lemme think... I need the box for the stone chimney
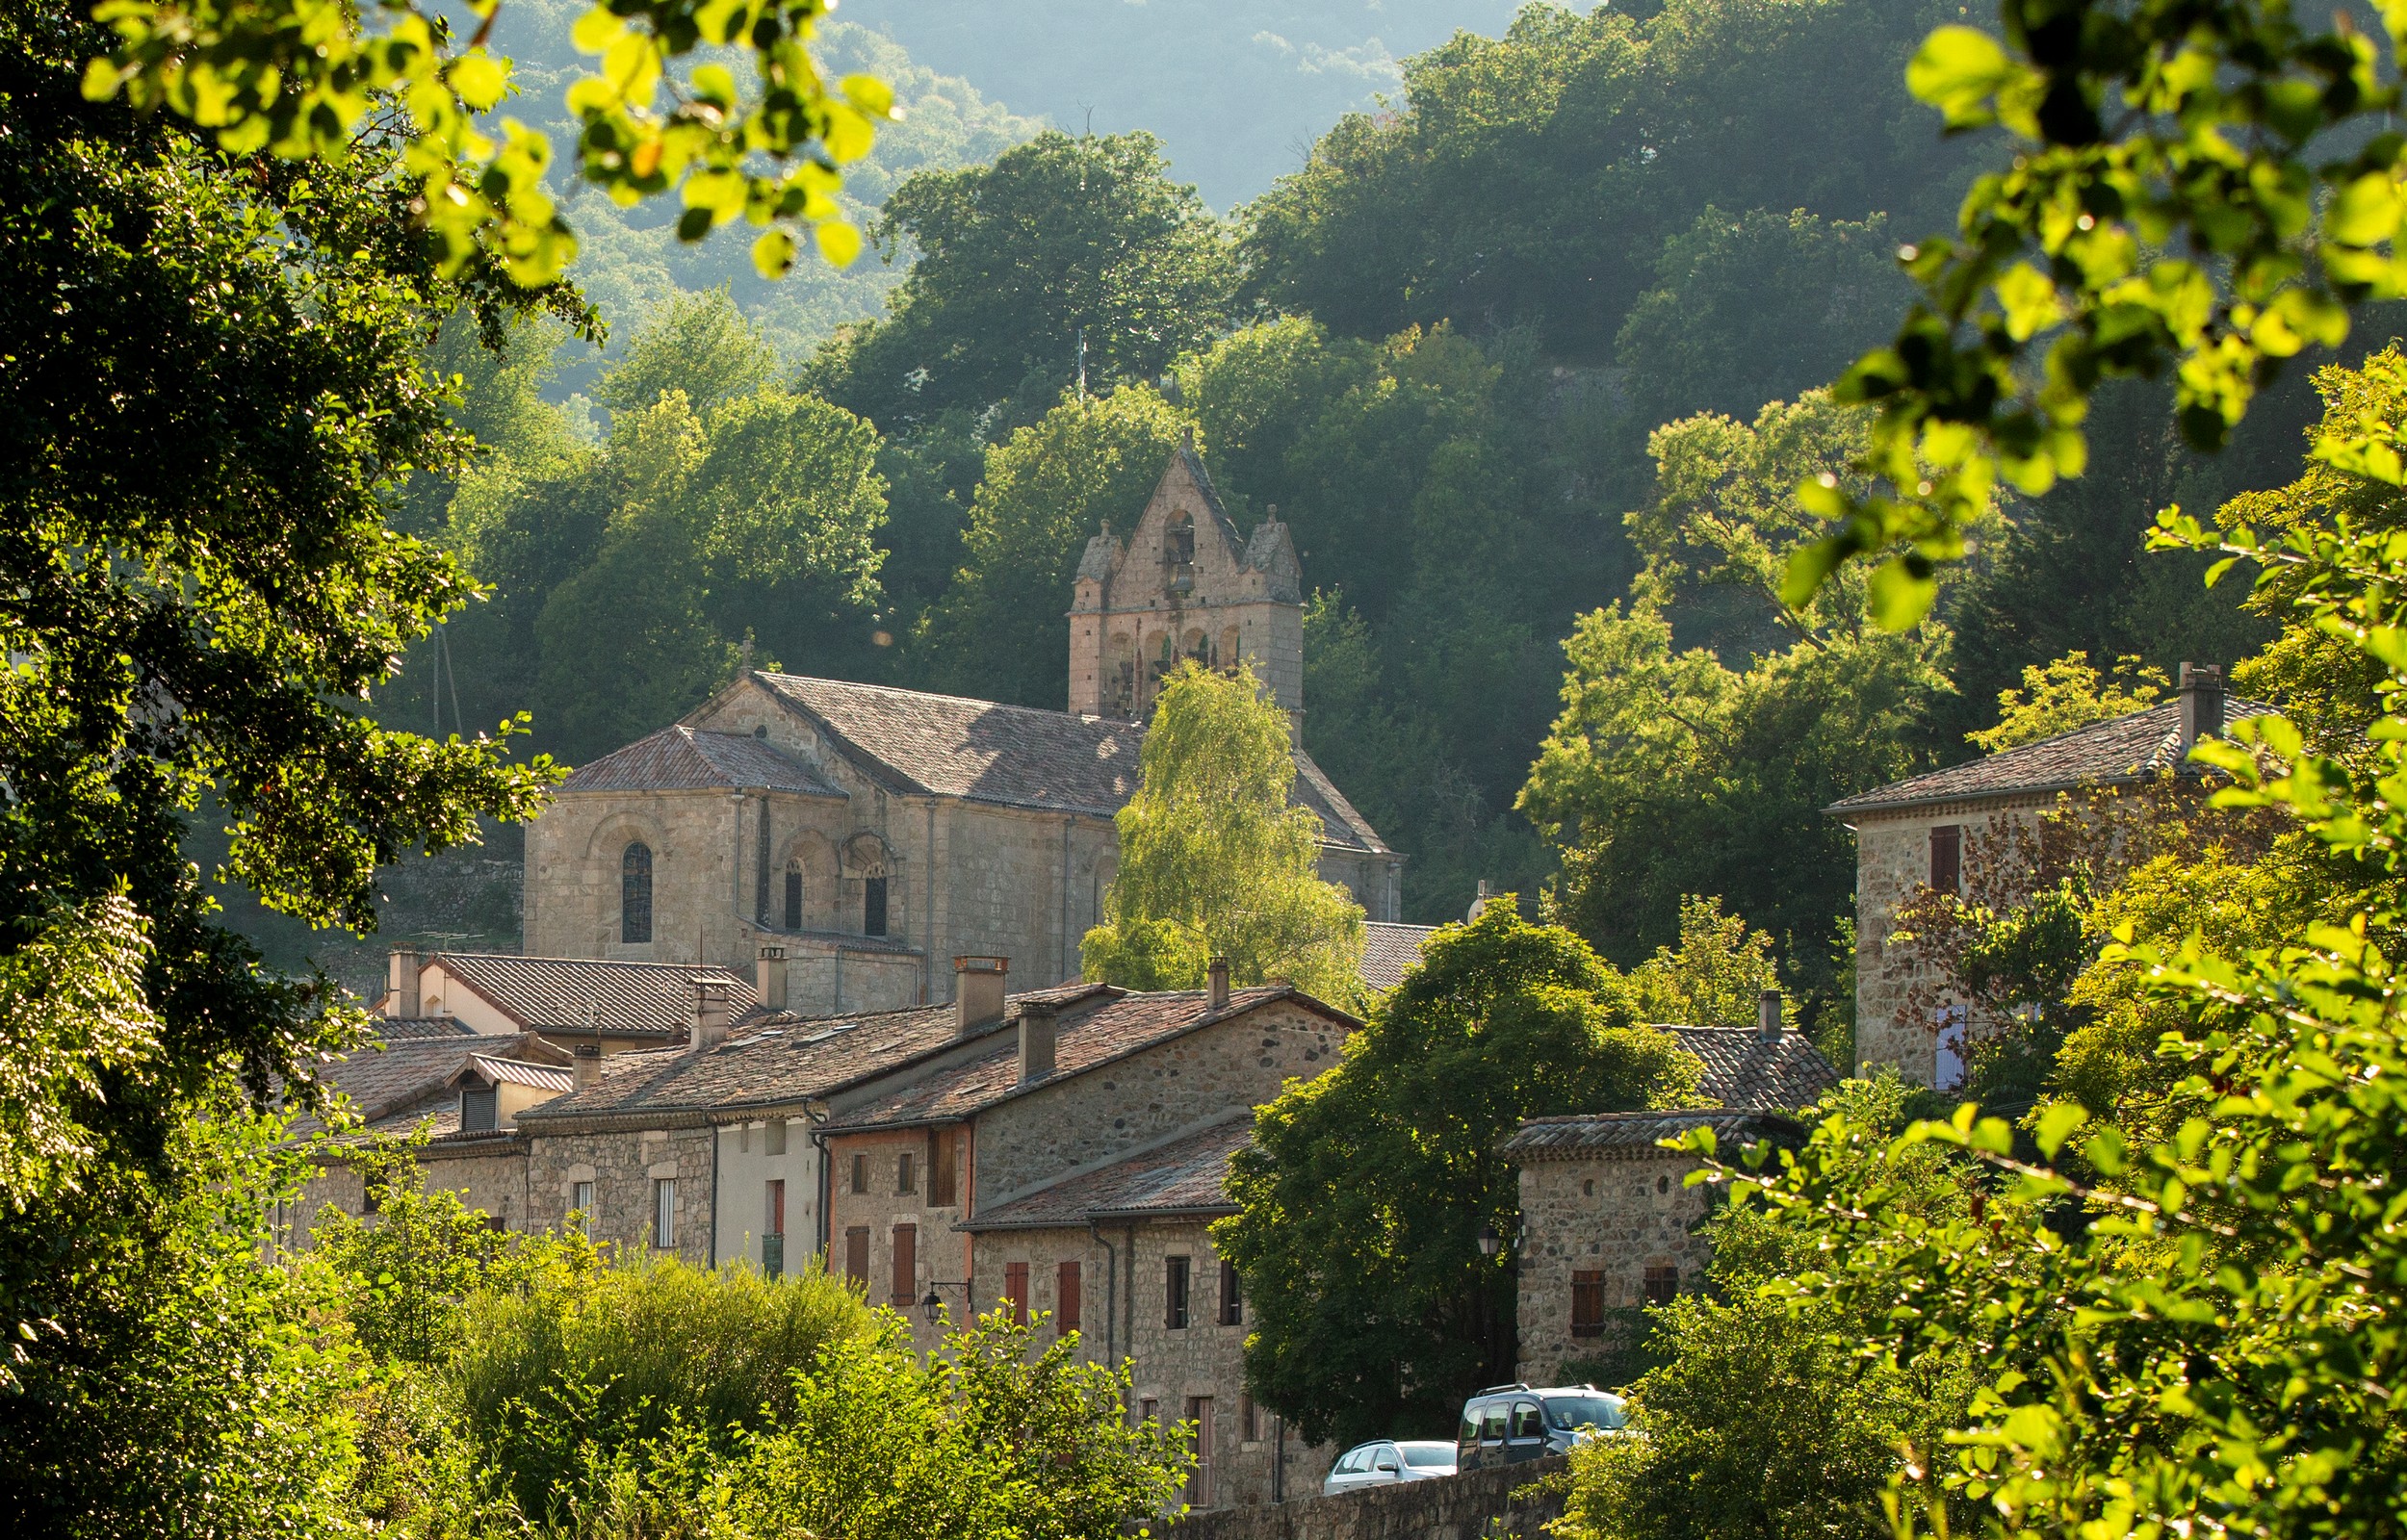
[691,978,732,1055]
[1207,958,1229,1011]
[757,944,788,1012]
[573,1043,602,1091]
[955,956,1008,1036]
[2179,662,2225,752]
[1758,988,1783,1040]
[1019,1000,1059,1084]
[388,946,421,1018]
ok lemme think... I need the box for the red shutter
[892,1223,918,1306]
[1004,1262,1029,1325]
[1057,1261,1082,1334]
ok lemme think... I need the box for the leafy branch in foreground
[81,0,896,285]
[1792,0,2407,623]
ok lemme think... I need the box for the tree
[1216,897,1700,1447]
[1963,651,2169,754]
[1081,662,1366,1002]
[594,289,779,420]
[810,131,1238,429]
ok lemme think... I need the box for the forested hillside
[388,0,2351,1036]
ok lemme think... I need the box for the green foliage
[1627,895,1794,1036]
[596,291,779,417]
[916,383,1188,706]
[1081,661,1366,1003]
[814,131,1238,428]
[1217,897,1701,1447]
[1964,651,2169,754]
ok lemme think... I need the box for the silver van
[1454,1382,1628,1470]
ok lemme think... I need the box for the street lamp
[1477,1220,1503,1258]
[920,1279,971,1325]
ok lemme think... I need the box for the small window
[1511,1402,1543,1440]
[460,1084,497,1133]
[1057,1260,1082,1334]
[1242,1395,1262,1443]
[1184,1397,1215,1507]
[1930,824,1962,892]
[844,1225,869,1287]
[896,1151,916,1195]
[360,1168,387,1217]
[1165,1255,1191,1329]
[1218,1258,1242,1325]
[1479,1405,1507,1442]
[653,1177,677,1248]
[1643,1262,1680,1306]
[622,842,654,943]
[864,876,888,937]
[850,1153,867,1194]
[764,1118,787,1157]
[570,1180,594,1234]
[784,865,804,931]
[1571,1270,1606,1338]
[1139,1397,1158,1430]
[1003,1262,1029,1325]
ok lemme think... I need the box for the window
[850,1153,867,1194]
[784,865,803,931]
[1571,1270,1606,1338]
[1241,1395,1262,1444]
[1057,1261,1081,1335]
[896,1151,916,1194]
[1218,1258,1242,1325]
[863,876,888,937]
[929,1129,956,1207]
[844,1226,869,1288]
[1511,1402,1543,1441]
[621,842,653,943]
[764,1118,787,1157]
[764,1179,786,1238]
[653,1177,677,1248]
[1139,1398,1158,1430]
[1643,1263,1680,1306]
[1184,1397,1214,1507]
[1930,823,1963,892]
[1478,1405,1507,1443]
[1936,1004,1970,1091]
[570,1180,594,1235]
[1168,514,1196,570]
[361,1168,387,1216]
[891,1224,917,1307]
[1003,1262,1029,1325]
[460,1084,496,1132]
[1165,1255,1191,1329]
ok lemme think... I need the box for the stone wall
[1152,1456,1568,1540]
[1515,1148,1715,1386]
[524,1124,716,1265]
[824,1123,972,1345]
[292,1136,531,1245]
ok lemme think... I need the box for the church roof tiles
[558,724,845,798]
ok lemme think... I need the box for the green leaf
[1906,26,2012,127]
[1867,556,1938,629]
[2033,1102,2087,1159]
[752,227,797,279]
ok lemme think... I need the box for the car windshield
[1401,1446,1456,1468]
[1543,1395,1627,1431]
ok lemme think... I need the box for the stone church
[523,440,1403,1017]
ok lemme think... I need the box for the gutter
[1088,1219,1119,1375]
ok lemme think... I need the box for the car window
[1338,1446,1369,1474]
[1479,1404,1508,1441]
[1402,1445,1456,1468]
[1458,1411,1479,1442]
[1511,1401,1543,1439]
[1377,1445,1403,1468]
[1542,1394,1629,1432]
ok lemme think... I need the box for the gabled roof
[1826,696,2275,816]
[1504,1109,1799,1161]
[454,1054,575,1092]
[558,724,845,797]
[962,1118,1253,1231]
[1668,1026,1840,1112]
[514,983,1118,1128]
[372,1015,479,1041]
[821,986,1356,1133]
[432,953,755,1039]
[1360,921,1436,991]
[732,672,1389,854]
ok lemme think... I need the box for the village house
[1508,997,1839,1385]
[516,440,1406,1018]
[1826,661,2264,1086]
[374,947,761,1054]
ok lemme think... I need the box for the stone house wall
[524,1124,716,1266]
[972,1002,1345,1205]
[291,1139,532,1245]
[1514,1149,1718,1386]
[823,1123,972,1343]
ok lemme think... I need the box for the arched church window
[864,876,888,937]
[1182,628,1209,666]
[621,843,653,943]
[784,862,804,932]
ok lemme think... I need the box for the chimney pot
[388,946,422,1019]
[573,1044,602,1091]
[2179,662,2225,752]
[1758,988,1783,1040]
[757,945,788,1012]
[954,956,1009,1036]
[1019,1001,1059,1084]
[691,978,732,1054]
[1207,958,1229,1011]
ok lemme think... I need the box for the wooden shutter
[844,1226,869,1287]
[1571,1270,1606,1337]
[1004,1262,1028,1325]
[891,1223,917,1306]
[929,1128,956,1207]
[1057,1261,1081,1334]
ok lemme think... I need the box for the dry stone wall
[1152,1456,1568,1540]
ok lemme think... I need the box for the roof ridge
[434,951,745,975]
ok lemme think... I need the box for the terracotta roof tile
[963,1119,1252,1230]
[434,953,754,1038]
[1827,697,2275,815]
[559,725,845,797]
[1505,1109,1799,1160]
[1668,1026,1841,1111]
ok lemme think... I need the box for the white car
[1321,1439,1460,1495]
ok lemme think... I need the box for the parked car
[1321,1439,1460,1496]
[1455,1383,1629,1471]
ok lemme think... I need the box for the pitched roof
[962,1119,1252,1230]
[457,1054,575,1092]
[1826,696,2275,815]
[372,1015,479,1041]
[730,672,1388,854]
[822,986,1351,1132]
[432,953,755,1038]
[1504,1109,1799,1161]
[1668,1026,1840,1112]
[513,983,1117,1127]
[303,1036,484,1129]
[558,724,845,797]
[1360,921,1436,991]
